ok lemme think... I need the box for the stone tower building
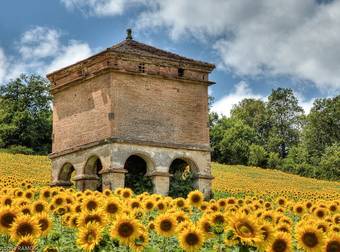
[47,30,215,197]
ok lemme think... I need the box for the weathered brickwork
[48,32,215,197]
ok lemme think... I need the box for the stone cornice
[49,137,211,159]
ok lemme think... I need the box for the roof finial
[126,28,132,40]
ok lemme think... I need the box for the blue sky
[1,0,339,115]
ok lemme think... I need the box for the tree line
[0,74,338,181]
[209,88,340,181]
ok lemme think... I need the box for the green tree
[248,144,267,167]
[0,74,52,154]
[230,98,269,147]
[319,144,340,181]
[217,119,258,164]
[302,96,340,163]
[267,88,304,158]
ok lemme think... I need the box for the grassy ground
[0,153,339,199]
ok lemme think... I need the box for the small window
[178,68,184,77]
[138,63,145,73]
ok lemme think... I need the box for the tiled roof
[109,39,214,68]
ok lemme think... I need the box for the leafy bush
[248,144,267,167]
[319,144,340,181]
[267,152,281,168]
[124,173,153,195]
[1,145,35,155]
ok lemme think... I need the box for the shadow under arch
[83,155,103,191]
[123,153,154,194]
[168,157,198,198]
[58,162,75,186]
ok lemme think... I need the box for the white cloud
[134,0,340,93]
[212,82,316,116]
[0,48,7,83]
[0,26,92,83]
[211,81,265,117]
[19,27,60,60]
[60,0,144,16]
[46,41,92,73]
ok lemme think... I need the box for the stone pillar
[195,174,214,199]
[49,180,73,188]
[73,174,99,191]
[147,171,172,195]
[99,167,127,191]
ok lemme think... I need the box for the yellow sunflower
[9,215,40,241]
[77,222,102,251]
[131,231,149,252]
[268,232,292,252]
[78,209,107,228]
[13,235,36,252]
[179,227,205,252]
[110,216,140,245]
[36,212,52,237]
[229,213,262,246]
[0,206,18,234]
[155,213,177,237]
[323,233,340,252]
[296,225,325,252]
[187,190,204,207]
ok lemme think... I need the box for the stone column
[99,167,127,191]
[73,174,99,191]
[195,174,214,199]
[147,171,172,195]
[49,181,73,188]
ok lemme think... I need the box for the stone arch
[123,152,155,194]
[168,156,199,197]
[83,155,104,191]
[57,162,75,186]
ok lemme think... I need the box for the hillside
[0,152,339,199]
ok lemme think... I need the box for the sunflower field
[0,153,339,251]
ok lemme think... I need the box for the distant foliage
[210,90,340,181]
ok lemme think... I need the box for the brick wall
[52,71,210,153]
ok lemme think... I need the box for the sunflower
[1,195,13,206]
[110,217,140,245]
[32,200,48,214]
[210,212,227,226]
[268,232,292,252]
[36,212,52,237]
[131,231,149,252]
[9,215,40,241]
[103,197,121,217]
[13,235,36,252]
[0,206,18,234]
[229,213,262,246]
[257,223,275,251]
[197,215,214,238]
[174,211,189,224]
[121,188,133,199]
[323,233,340,252]
[77,222,102,251]
[40,188,51,200]
[70,214,79,228]
[78,209,107,228]
[143,199,155,212]
[187,190,204,207]
[155,213,177,237]
[82,196,101,212]
[296,225,325,252]
[179,227,205,252]
[174,198,187,208]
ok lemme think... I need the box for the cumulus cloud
[0,26,92,83]
[0,48,7,83]
[135,0,340,93]
[60,0,144,16]
[18,27,60,60]
[212,82,315,116]
[211,81,265,117]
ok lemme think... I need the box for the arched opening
[168,158,197,198]
[84,156,103,192]
[58,163,75,186]
[124,155,153,194]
